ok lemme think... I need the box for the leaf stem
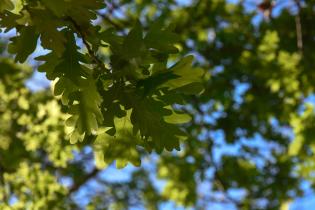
[66,16,110,77]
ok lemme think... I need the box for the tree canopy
[0,0,315,209]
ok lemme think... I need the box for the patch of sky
[232,0,298,26]
[228,188,247,201]
[232,81,250,107]
[205,127,282,168]
[25,71,50,91]
[9,195,18,206]
[291,196,315,210]
[160,202,190,210]
[175,0,193,7]
[99,164,135,182]
[24,39,51,91]
[291,181,315,210]
[212,65,225,75]
[269,117,294,140]
[298,94,315,114]
[72,178,101,208]
[304,94,315,105]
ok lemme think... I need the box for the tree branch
[190,96,243,208]
[68,167,100,194]
[66,16,110,77]
[0,163,8,205]
[294,0,303,55]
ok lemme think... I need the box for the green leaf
[68,77,103,135]
[0,0,14,12]
[8,26,39,63]
[53,77,78,105]
[93,113,141,169]
[164,111,191,124]
[31,9,66,56]
[38,31,103,142]
[65,0,105,27]
[0,11,21,32]
[163,56,204,93]
[136,71,179,96]
[41,0,68,17]
[36,53,60,80]
[100,28,123,49]
[144,22,179,53]
[122,22,144,58]
[288,136,304,156]
[173,82,204,95]
[126,93,186,152]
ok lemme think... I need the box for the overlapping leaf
[0,0,14,12]
[8,26,39,63]
[37,31,103,143]
[94,112,141,169]
[2,0,205,166]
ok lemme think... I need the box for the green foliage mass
[2,0,315,209]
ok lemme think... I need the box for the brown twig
[66,17,110,77]
[68,167,100,194]
[0,163,8,205]
[294,0,303,55]
[190,96,243,207]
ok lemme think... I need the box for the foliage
[1,0,315,209]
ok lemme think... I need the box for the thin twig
[294,0,303,55]
[66,17,110,77]
[68,167,100,194]
[190,96,243,207]
[0,164,8,205]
